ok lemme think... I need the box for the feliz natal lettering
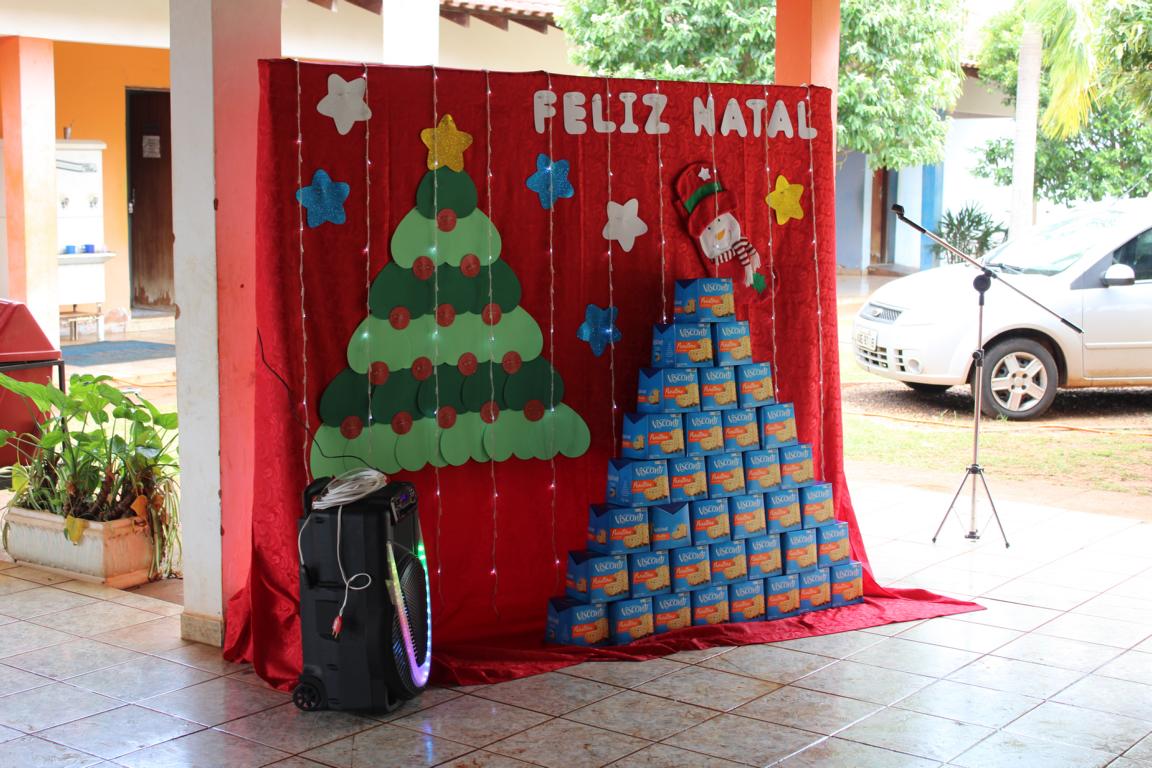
[533,90,818,139]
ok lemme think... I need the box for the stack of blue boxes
[546,278,865,647]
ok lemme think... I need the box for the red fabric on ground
[225,62,980,690]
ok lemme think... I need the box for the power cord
[298,469,389,638]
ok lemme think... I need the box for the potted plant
[0,373,180,587]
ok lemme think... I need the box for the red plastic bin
[0,301,64,467]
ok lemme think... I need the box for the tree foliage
[558,0,965,169]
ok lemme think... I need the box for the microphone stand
[889,205,1083,546]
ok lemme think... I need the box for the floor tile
[266,759,332,768]
[0,734,104,768]
[661,713,822,766]
[894,618,1021,654]
[894,679,1041,728]
[698,644,835,683]
[606,743,746,768]
[93,616,188,654]
[139,677,289,727]
[390,694,550,747]
[299,723,473,767]
[0,663,52,696]
[0,574,40,597]
[774,630,884,658]
[901,565,1010,596]
[837,707,993,763]
[792,659,934,705]
[734,686,880,735]
[435,753,538,768]
[3,566,71,585]
[1024,564,1128,592]
[558,658,687,689]
[115,728,288,768]
[949,598,1061,632]
[1110,757,1152,768]
[29,602,158,637]
[470,671,622,716]
[370,686,462,723]
[564,690,715,741]
[487,718,648,768]
[51,581,125,600]
[2,639,144,680]
[1006,701,1152,754]
[849,637,979,678]
[0,620,74,658]
[951,729,1115,768]
[778,737,942,768]
[858,620,925,637]
[68,657,217,702]
[1076,594,1152,626]
[216,702,378,754]
[947,655,1085,699]
[0,682,121,733]
[107,591,183,616]
[0,586,95,619]
[634,665,779,711]
[994,633,1123,672]
[983,579,1098,611]
[153,643,251,676]
[1037,613,1152,649]
[664,646,733,664]
[37,705,202,759]
[1126,731,1152,761]
[0,723,22,744]
[1053,675,1152,722]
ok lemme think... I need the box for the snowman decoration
[674,162,761,287]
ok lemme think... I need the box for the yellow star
[420,114,473,172]
[766,175,805,225]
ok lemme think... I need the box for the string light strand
[294,60,312,481]
[803,84,827,480]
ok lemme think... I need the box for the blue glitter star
[525,154,574,210]
[576,303,621,357]
[295,169,350,228]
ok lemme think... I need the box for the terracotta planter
[2,507,153,588]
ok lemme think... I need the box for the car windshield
[982,210,1132,276]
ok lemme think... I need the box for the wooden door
[869,168,891,266]
[127,89,174,308]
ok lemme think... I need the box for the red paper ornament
[340,415,363,439]
[460,253,480,277]
[389,307,411,330]
[524,399,545,422]
[481,303,501,325]
[501,351,522,374]
[436,303,456,327]
[436,209,457,232]
[437,406,457,429]
[481,401,500,423]
[391,411,413,435]
[411,356,433,381]
[457,352,478,376]
[369,361,389,385]
[413,256,435,281]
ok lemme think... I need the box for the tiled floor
[1,478,1151,767]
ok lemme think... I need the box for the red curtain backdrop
[225,61,979,688]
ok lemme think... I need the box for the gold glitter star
[766,175,805,225]
[420,114,473,172]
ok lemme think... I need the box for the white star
[316,74,372,136]
[698,167,712,181]
[602,198,649,253]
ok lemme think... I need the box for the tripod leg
[933,470,971,543]
[976,470,1010,548]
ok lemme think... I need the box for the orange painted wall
[52,42,169,317]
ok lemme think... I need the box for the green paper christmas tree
[310,115,590,476]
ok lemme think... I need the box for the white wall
[439,17,580,74]
[0,0,169,48]
[941,116,1014,228]
[892,166,924,269]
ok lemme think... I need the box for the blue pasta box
[649,502,691,551]
[800,483,835,528]
[690,497,731,544]
[830,560,864,607]
[609,597,654,645]
[709,540,748,587]
[782,528,818,575]
[587,505,650,554]
[621,413,685,460]
[730,494,767,540]
[780,443,816,488]
[668,456,708,504]
[759,402,799,447]
[817,521,851,567]
[744,448,781,493]
[736,363,775,408]
[607,458,670,507]
[629,550,671,598]
[798,568,831,613]
[713,321,753,366]
[637,367,700,414]
[729,579,766,622]
[670,545,711,591]
[699,366,738,410]
[674,277,735,323]
[746,534,783,578]
[684,410,725,456]
[651,323,714,368]
[765,573,800,619]
[653,592,691,634]
[765,488,802,534]
[546,597,609,646]
[691,584,730,626]
[722,408,760,452]
[566,551,630,603]
[706,452,746,499]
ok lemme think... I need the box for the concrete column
[775,0,841,130]
[169,0,280,646]
[382,0,439,65]
[0,36,60,346]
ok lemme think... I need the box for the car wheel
[904,382,951,395]
[979,338,1058,420]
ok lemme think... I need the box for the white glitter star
[602,198,649,253]
[698,167,712,181]
[316,74,372,136]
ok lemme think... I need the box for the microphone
[890,204,926,234]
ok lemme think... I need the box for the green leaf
[0,429,13,447]
[152,412,178,430]
[38,430,65,449]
